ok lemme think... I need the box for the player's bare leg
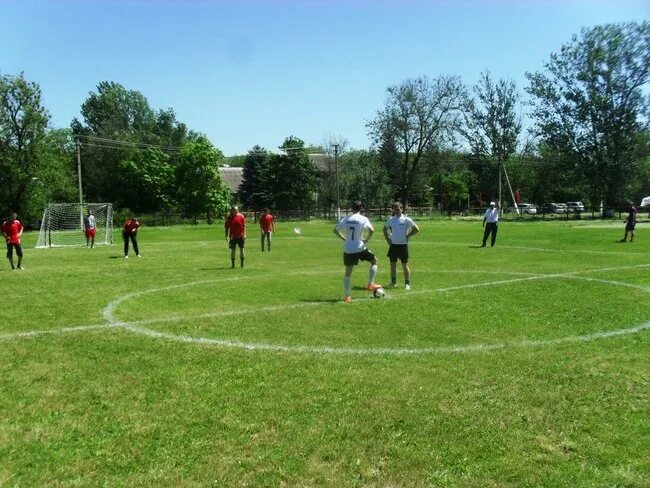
[344,265,353,302]
[389,261,398,287]
[402,261,411,289]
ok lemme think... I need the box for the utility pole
[498,161,502,216]
[76,137,83,206]
[333,144,340,221]
[76,137,84,227]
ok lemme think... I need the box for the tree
[339,150,392,210]
[368,75,466,204]
[29,128,78,218]
[240,145,272,210]
[431,169,472,215]
[526,22,650,209]
[72,81,192,207]
[72,81,156,204]
[175,137,231,220]
[317,137,349,216]
[269,136,319,212]
[0,73,49,217]
[462,72,522,205]
[119,148,174,213]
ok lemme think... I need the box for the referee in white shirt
[482,202,499,247]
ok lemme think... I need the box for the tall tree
[269,136,319,212]
[339,150,392,210]
[368,75,466,204]
[119,148,174,213]
[0,73,49,216]
[72,81,191,207]
[462,72,522,204]
[240,145,272,210]
[318,137,349,215]
[526,22,650,209]
[72,81,156,204]
[175,137,231,220]
[30,128,78,216]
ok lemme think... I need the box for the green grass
[0,219,648,486]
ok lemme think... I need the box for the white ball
[373,287,386,298]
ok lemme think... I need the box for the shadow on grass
[299,298,343,304]
[199,267,238,271]
[468,245,486,249]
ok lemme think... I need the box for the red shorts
[85,228,96,238]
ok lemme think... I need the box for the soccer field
[1,220,648,486]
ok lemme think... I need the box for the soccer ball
[373,287,386,298]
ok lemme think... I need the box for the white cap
[489,201,496,206]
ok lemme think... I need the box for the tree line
[1,22,648,224]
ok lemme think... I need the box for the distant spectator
[620,201,638,242]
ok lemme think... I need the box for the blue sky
[2,0,648,155]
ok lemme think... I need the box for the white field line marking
[0,324,111,341]
[117,321,650,355]
[104,266,650,355]
[4,264,650,354]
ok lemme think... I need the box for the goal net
[35,203,113,248]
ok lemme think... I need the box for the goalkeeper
[83,209,96,248]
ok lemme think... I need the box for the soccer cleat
[137,254,141,258]
[344,295,352,303]
[387,283,397,288]
[404,284,411,290]
[367,283,382,292]
[124,255,128,259]
[17,265,23,270]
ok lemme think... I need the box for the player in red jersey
[1,211,24,270]
[225,205,246,268]
[122,214,141,258]
[259,208,275,252]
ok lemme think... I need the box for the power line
[75,134,181,152]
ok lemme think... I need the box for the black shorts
[387,244,409,263]
[343,249,376,266]
[625,222,636,231]
[229,237,245,249]
[6,242,23,258]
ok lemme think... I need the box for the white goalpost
[35,203,113,248]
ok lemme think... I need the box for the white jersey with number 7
[336,213,374,254]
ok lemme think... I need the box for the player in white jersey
[333,201,381,303]
[383,201,419,289]
[83,209,97,248]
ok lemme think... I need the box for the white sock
[368,264,378,284]
[344,276,351,296]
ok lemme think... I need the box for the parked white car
[566,201,585,212]
[518,203,537,215]
[505,203,537,215]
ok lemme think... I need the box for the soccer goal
[35,203,113,248]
